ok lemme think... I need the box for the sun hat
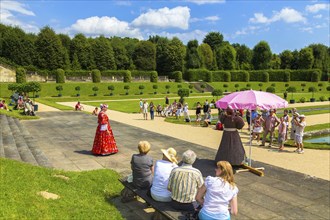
[100,104,108,109]
[299,114,305,118]
[161,148,178,164]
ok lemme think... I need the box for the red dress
[92,111,118,155]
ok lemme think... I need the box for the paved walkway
[55,101,330,180]
[21,108,330,220]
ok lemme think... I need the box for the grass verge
[0,158,124,219]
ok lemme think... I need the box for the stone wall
[0,65,16,82]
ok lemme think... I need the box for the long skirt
[92,124,118,155]
[215,131,245,165]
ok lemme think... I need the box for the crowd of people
[128,143,238,220]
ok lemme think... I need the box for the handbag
[100,124,107,131]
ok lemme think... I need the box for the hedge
[123,71,132,83]
[66,70,91,77]
[230,71,249,82]
[171,71,183,83]
[290,69,321,82]
[212,71,230,82]
[184,69,210,82]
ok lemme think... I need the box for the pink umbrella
[216,90,288,110]
[216,90,288,166]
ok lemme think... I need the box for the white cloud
[313,14,323,19]
[185,0,225,5]
[1,1,35,16]
[131,6,190,30]
[233,26,262,37]
[190,15,220,22]
[0,0,39,33]
[70,16,142,39]
[300,27,313,33]
[306,3,329,13]
[249,7,306,24]
[114,1,132,6]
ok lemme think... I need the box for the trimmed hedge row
[183,69,322,82]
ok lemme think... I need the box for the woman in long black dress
[215,108,245,165]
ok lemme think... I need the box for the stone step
[13,118,30,136]
[2,115,21,161]
[25,136,52,168]
[7,116,38,166]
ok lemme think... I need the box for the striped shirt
[167,164,204,203]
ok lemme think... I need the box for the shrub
[139,85,145,94]
[300,97,306,103]
[91,69,101,83]
[124,85,130,95]
[258,83,263,91]
[200,84,206,93]
[271,83,276,87]
[189,84,193,93]
[284,70,290,82]
[266,86,275,93]
[75,86,81,96]
[150,71,158,83]
[327,85,330,91]
[234,84,239,91]
[56,68,65,83]
[223,71,231,82]
[206,71,213,82]
[28,81,41,98]
[211,89,223,99]
[319,96,326,101]
[123,71,132,83]
[108,85,114,96]
[178,88,190,103]
[286,86,296,99]
[261,72,269,82]
[318,83,323,91]
[301,83,306,91]
[285,83,289,87]
[308,86,317,98]
[240,87,248,91]
[153,84,158,94]
[246,83,251,88]
[92,86,99,96]
[16,67,27,83]
[311,70,320,82]
[56,85,63,96]
[165,85,171,94]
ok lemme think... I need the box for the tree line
[0,24,329,80]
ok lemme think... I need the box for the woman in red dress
[92,104,118,155]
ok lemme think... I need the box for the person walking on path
[139,98,143,113]
[278,116,287,151]
[260,109,280,147]
[91,104,118,156]
[149,102,155,120]
[142,100,149,120]
[215,107,245,166]
[294,115,306,154]
[196,161,238,220]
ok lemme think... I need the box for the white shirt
[295,121,306,136]
[150,160,178,198]
[202,176,238,216]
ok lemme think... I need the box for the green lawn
[0,158,124,219]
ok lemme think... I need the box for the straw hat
[161,148,178,164]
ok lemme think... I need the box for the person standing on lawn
[294,115,306,154]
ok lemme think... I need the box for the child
[252,112,264,144]
[278,116,287,151]
[92,107,98,115]
[294,115,306,154]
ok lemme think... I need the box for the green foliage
[251,41,272,70]
[211,89,223,99]
[172,71,183,83]
[186,40,201,69]
[223,84,228,88]
[319,96,326,101]
[91,69,101,83]
[285,83,289,87]
[284,70,290,82]
[8,84,18,92]
[203,32,224,51]
[234,84,239,91]
[311,70,321,82]
[165,84,171,94]
[185,69,210,82]
[246,83,251,88]
[327,85,330,91]
[152,84,158,94]
[271,83,276,87]
[150,71,158,83]
[211,71,230,82]
[308,86,317,98]
[286,86,296,99]
[300,97,306,103]
[56,85,63,96]
[108,85,114,95]
[16,67,27,83]
[124,85,130,95]
[138,85,145,94]
[266,86,275,93]
[290,69,321,81]
[132,40,156,71]
[27,81,41,97]
[261,72,269,82]
[230,71,249,82]
[206,71,213,82]
[65,70,90,77]
[223,71,231,82]
[123,71,132,83]
[55,68,65,83]
[75,86,81,91]
[178,88,190,99]
[92,86,99,96]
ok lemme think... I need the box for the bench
[119,177,190,220]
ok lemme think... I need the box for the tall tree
[70,34,95,70]
[298,47,314,69]
[185,40,201,69]
[279,50,293,69]
[251,41,272,70]
[233,44,252,70]
[203,32,224,51]
[132,40,156,70]
[35,26,68,70]
[270,54,281,69]
[111,37,130,70]
[198,43,213,70]
[215,43,237,70]
[308,44,329,74]
[92,36,116,70]
[290,50,299,70]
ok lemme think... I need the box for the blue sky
[1,0,329,54]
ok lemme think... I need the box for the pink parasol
[216,90,288,167]
[216,90,288,110]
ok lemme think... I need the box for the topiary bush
[16,67,27,83]
[211,89,223,99]
[56,68,65,83]
[123,71,132,83]
[108,85,114,96]
[150,71,158,83]
[153,84,158,94]
[75,86,81,97]
[319,96,326,102]
[261,72,269,82]
[139,85,145,94]
[266,86,275,93]
[92,86,99,96]
[91,69,101,83]
[299,97,306,103]
[124,85,130,95]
